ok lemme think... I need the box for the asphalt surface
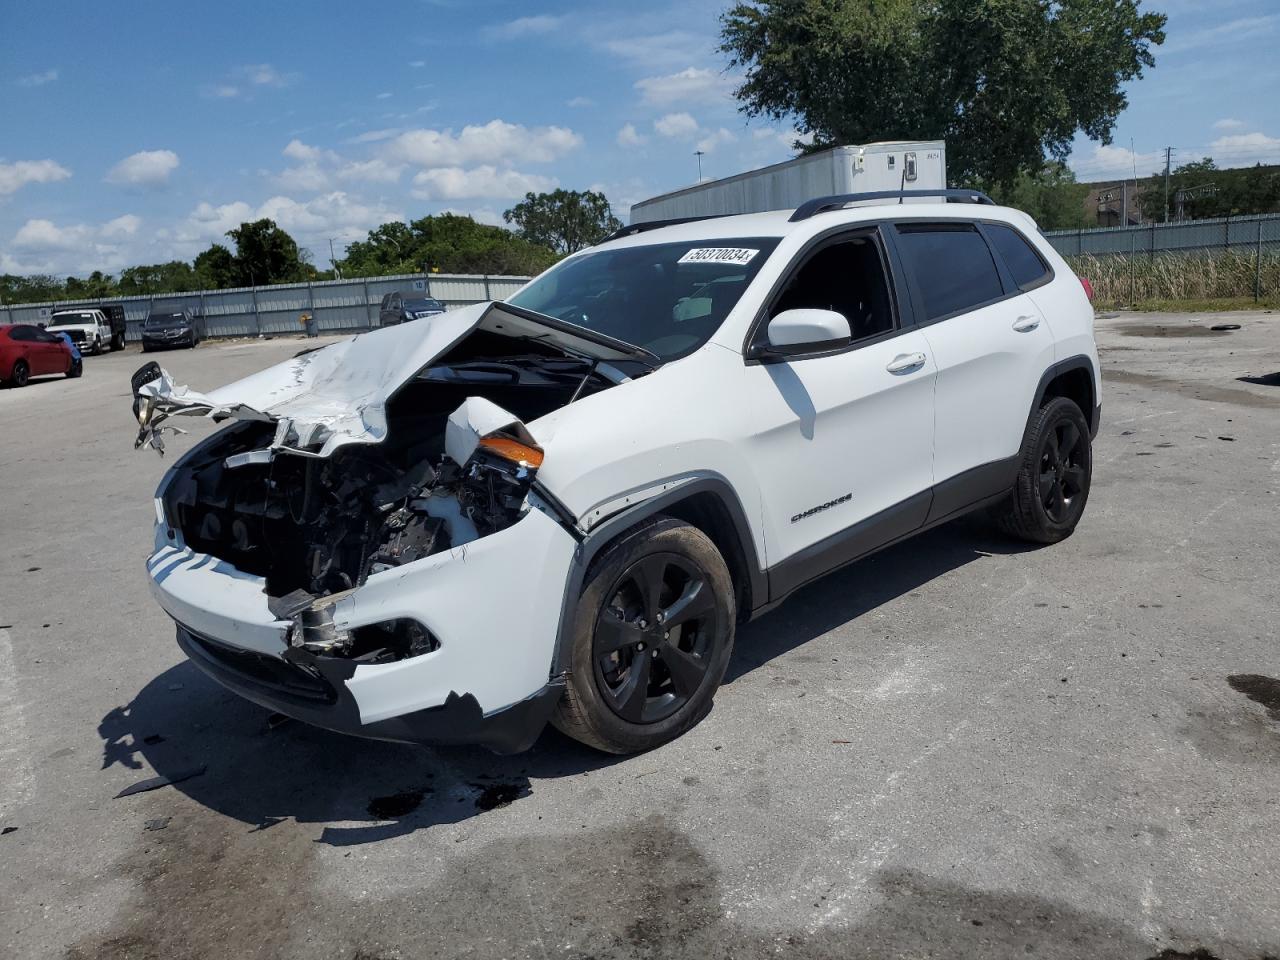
[1,314,1278,960]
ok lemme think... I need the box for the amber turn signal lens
[478,436,544,468]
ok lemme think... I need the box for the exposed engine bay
[154,329,630,604]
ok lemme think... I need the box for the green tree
[503,189,622,254]
[988,163,1092,230]
[118,261,198,296]
[225,218,308,286]
[340,214,559,278]
[1136,159,1280,221]
[63,270,117,301]
[720,0,1167,187]
[193,243,239,289]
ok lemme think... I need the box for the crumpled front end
[135,309,642,751]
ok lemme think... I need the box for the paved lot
[1,314,1278,960]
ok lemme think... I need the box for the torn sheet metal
[444,396,540,467]
[131,301,652,459]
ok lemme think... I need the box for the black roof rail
[789,189,996,222]
[601,214,731,244]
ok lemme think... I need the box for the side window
[985,223,1051,290]
[35,329,59,343]
[380,294,391,309]
[895,223,1005,322]
[9,325,34,342]
[770,233,895,344]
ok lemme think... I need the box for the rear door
[742,226,936,585]
[891,220,1057,518]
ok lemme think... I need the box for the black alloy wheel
[594,553,719,724]
[996,396,1093,544]
[11,360,30,387]
[1039,419,1087,524]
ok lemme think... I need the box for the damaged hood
[133,301,654,458]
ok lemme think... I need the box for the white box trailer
[630,141,947,224]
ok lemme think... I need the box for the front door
[742,228,936,590]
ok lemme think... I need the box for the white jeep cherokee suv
[131,190,1098,754]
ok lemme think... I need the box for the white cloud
[617,123,647,148]
[1213,118,1246,131]
[385,119,582,167]
[337,158,403,184]
[409,60,426,68]
[1163,15,1278,55]
[588,27,710,71]
[240,63,292,87]
[1071,143,1167,180]
[0,158,71,196]
[181,192,403,248]
[9,214,144,273]
[16,69,58,88]
[276,163,333,192]
[344,128,403,144]
[275,140,403,191]
[635,67,734,106]
[283,139,328,162]
[1208,132,1280,166]
[202,63,296,99]
[376,91,392,100]
[101,214,142,238]
[106,149,180,187]
[484,15,564,40]
[411,165,556,200]
[696,127,736,154]
[567,96,595,108]
[653,112,698,139]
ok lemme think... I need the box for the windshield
[146,314,187,328]
[48,313,93,325]
[506,237,781,361]
[404,298,443,312]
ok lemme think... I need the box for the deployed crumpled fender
[130,301,651,457]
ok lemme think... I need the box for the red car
[0,324,82,387]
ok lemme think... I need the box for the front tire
[553,518,735,754]
[67,358,82,378]
[995,396,1093,544]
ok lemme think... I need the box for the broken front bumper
[148,500,580,753]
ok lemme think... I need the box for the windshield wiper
[495,302,660,368]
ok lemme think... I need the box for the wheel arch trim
[547,475,766,677]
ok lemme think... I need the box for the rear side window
[986,223,1051,290]
[895,224,1005,321]
[9,325,35,341]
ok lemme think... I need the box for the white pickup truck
[45,309,115,355]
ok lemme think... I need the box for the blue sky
[2,0,1278,277]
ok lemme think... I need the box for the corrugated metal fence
[1045,212,1280,257]
[0,272,531,341]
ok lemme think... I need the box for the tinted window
[896,224,1005,321]
[9,325,35,341]
[771,234,894,344]
[986,223,1051,289]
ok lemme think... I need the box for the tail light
[1079,277,1095,302]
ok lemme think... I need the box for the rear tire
[553,518,735,754]
[995,396,1092,544]
[9,360,30,388]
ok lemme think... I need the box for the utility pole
[328,238,342,279]
[1162,147,1174,223]
[694,150,705,183]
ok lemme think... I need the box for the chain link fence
[0,272,531,341]
[1045,213,1280,306]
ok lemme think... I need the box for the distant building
[1083,181,1142,227]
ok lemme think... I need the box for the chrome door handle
[1012,315,1041,332]
[885,352,927,374]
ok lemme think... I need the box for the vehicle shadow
[727,514,1036,682]
[99,662,628,847]
[99,514,1033,845]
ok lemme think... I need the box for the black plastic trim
[601,214,733,242]
[926,457,1020,526]
[547,476,767,675]
[177,624,562,754]
[977,221,1056,295]
[765,490,933,606]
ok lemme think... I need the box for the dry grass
[1067,250,1279,309]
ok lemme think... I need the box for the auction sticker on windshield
[678,247,760,266]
